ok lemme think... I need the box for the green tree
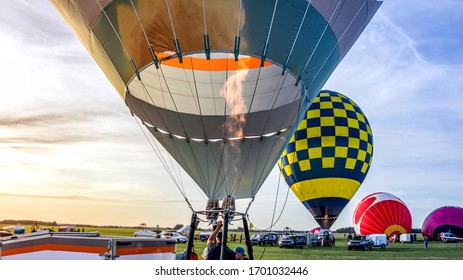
[173,224,183,230]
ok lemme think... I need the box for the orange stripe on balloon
[157,53,272,71]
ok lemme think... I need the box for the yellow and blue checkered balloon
[278,90,373,229]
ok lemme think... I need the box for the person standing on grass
[424,236,429,250]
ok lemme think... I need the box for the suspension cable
[253,174,290,227]
[93,0,141,80]
[304,0,368,94]
[282,0,312,74]
[132,116,195,211]
[297,0,342,84]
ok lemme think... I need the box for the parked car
[160,231,188,243]
[259,233,278,246]
[250,234,263,245]
[309,237,321,247]
[279,234,307,248]
[347,235,374,251]
[440,232,457,243]
[199,231,212,241]
[251,233,278,246]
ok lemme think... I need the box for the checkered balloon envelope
[278,90,373,230]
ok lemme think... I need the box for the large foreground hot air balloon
[50,0,381,259]
[353,192,412,237]
[50,0,381,203]
[422,206,463,240]
[279,90,374,229]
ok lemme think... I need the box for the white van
[400,233,412,243]
[369,234,387,249]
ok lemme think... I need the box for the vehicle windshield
[282,235,295,240]
[352,236,364,241]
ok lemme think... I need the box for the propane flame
[221,69,249,139]
[220,67,249,175]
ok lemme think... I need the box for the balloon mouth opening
[145,122,289,142]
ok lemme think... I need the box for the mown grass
[2,225,462,260]
[177,233,463,260]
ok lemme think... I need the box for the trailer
[399,233,416,243]
[369,234,388,249]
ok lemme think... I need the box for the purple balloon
[422,206,463,240]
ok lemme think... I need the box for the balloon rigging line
[239,27,299,198]
[92,0,368,216]
[224,64,262,197]
[259,166,281,260]
[230,139,255,199]
[297,0,342,84]
[69,0,128,87]
[178,140,211,199]
[158,66,190,138]
[304,0,368,95]
[260,0,279,64]
[137,80,171,133]
[136,79,202,205]
[94,0,140,79]
[254,169,291,260]
[294,1,369,129]
[242,60,263,133]
[185,56,205,127]
[282,0,312,73]
[137,63,207,203]
[243,141,262,200]
[152,55,226,200]
[168,59,217,196]
[147,60,208,199]
[218,59,244,197]
[220,64,234,196]
[148,127,208,209]
[335,0,369,62]
[132,116,194,211]
[94,0,130,59]
[165,0,178,41]
[206,60,228,197]
[201,0,208,36]
[236,0,243,38]
[128,0,160,68]
[134,80,197,196]
[129,0,151,47]
[248,169,291,233]
[126,77,187,195]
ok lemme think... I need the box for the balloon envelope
[279,90,373,229]
[50,0,381,200]
[353,192,412,237]
[421,206,463,240]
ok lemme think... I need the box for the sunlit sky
[1,0,462,231]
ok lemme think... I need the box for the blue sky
[0,0,462,231]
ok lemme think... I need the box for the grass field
[177,233,463,260]
[2,225,462,260]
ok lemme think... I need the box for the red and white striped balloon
[353,192,412,237]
